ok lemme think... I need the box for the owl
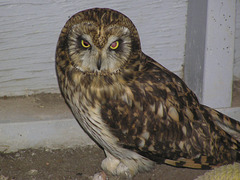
[56,8,240,178]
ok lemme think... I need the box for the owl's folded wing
[100,57,240,168]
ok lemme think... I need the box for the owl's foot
[101,150,155,179]
[92,171,107,180]
[101,151,135,179]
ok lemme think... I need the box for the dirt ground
[0,80,239,180]
[0,146,208,180]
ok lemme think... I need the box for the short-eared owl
[56,8,240,178]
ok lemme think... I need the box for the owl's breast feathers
[96,53,240,169]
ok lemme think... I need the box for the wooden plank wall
[0,0,188,96]
[0,0,239,97]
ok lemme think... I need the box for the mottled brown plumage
[56,8,240,178]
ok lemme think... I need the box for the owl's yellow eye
[81,40,91,48]
[110,41,119,50]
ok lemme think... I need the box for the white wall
[0,0,239,97]
[0,0,187,96]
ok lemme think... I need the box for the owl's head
[56,8,141,74]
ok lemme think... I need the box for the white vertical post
[184,0,208,103]
[202,0,235,108]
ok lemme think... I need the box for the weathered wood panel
[202,0,235,108]
[0,0,187,96]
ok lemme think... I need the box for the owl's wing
[100,54,240,169]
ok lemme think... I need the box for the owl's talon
[92,171,107,180]
[101,151,133,179]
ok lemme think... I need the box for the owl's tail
[163,106,240,169]
[202,105,240,144]
[202,105,240,166]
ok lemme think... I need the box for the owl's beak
[97,57,102,70]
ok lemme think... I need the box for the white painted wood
[0,0,187,97]
[234,0,240,80]
[184,0,208,102]
[202,0,235,108]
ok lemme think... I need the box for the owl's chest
[67,76,117,119]
[66,81,123,152]
[65,72,128,121]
